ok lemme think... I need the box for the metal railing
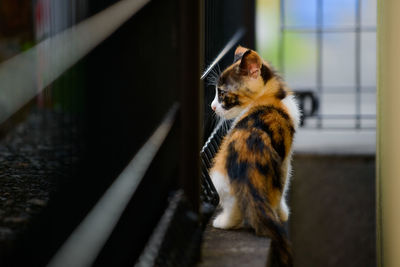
[0,0,203,266]
[0,0,150,124]
[279,0,376,130]
[0,0,257,266]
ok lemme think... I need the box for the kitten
[209,46,300,267]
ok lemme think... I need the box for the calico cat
[209,46,300,267]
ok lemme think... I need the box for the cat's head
[211,46,278,119]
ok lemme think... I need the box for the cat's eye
[217,88,226,95]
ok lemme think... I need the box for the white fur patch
[210,170,230,198]
[211,87,219,112]
[210,171,242,229]
[279,156,292,221]
[212,194,240,229]
[211,87,246,120]
[282,94,301,129]
[281,154,293,200]
[279,95,299,221]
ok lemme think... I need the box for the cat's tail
[233,186,293,267]
[258,205,293,267]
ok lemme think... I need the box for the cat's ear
[239,49,262,79]
[234,45,248,62]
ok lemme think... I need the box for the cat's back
[229,98,297,160]
[211,97,296,181]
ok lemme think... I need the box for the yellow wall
[377,1,400,266]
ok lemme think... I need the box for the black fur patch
[261,64,272,84]
[255,161,282,191]
[218,89,240,110]
[217,88,225,102]
[226,142,249,183]
[235,116,252,129]
[252,119,286,160]
[235,106,294,159]
[255,162,269,176]
[223,94,240,110]
[270,154,283,190]
[247,181,265,203]
[246,132,266,154]
[261,106,295,136]
[266,106,290,121]
[275,87,287,99]
[275,126,286,160]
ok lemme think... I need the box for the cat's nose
[211,104,216,111]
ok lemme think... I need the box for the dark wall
[4,1,182,266]
[203,0,255,140]
[290,155,376,267]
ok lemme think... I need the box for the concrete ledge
[199,226,270,267]
[294,129,376,155]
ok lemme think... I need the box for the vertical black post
[244,0,256,49]
[179,0,203,213]
[355,0,362,129]
[316,0,323,128]
[279,0,286,74]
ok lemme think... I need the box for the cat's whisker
[211,66,219,77]
[208,68,218,80]
[206,78,217,87]
[216,64,222,77]
[209,74,217,82]
[206,68,220,87]
[212,112,219,122]
[205,64,222,87]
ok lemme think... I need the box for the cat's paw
[212,213,234,229]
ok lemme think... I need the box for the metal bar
[0,0,150,125]
[281,26,376,33]
[201,119,225,153]
[244,0,256,49]
[316,0,324,128]
[355,0,362,129]
[294,86,376,93]
[279,0,286,74]
[135,191,184,267]
[179,0,202,212]
[299,126,376,131]
[200,27,246,80]
[46,103,179,267]
[307,114,376,119]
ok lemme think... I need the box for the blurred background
[257,0,376,151]
[256,1,376,266]
[0,0,377,266]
